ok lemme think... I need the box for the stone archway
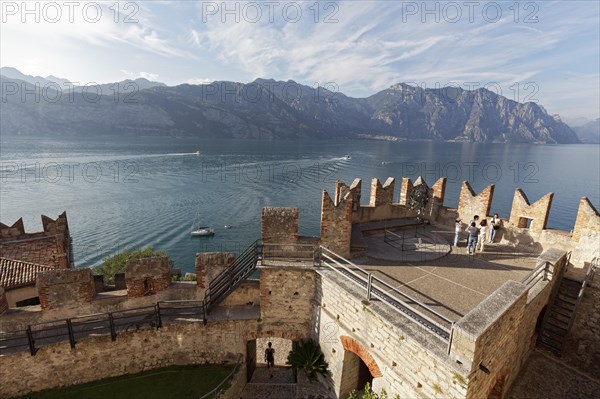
[339,336,383,398]
[340,336,382,378]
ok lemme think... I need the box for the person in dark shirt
[466,222,480,255]
[265,342,275,369]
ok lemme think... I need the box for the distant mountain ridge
[572,118,600,143]
[0,68,580,143]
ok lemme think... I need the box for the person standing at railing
[453,218,462,247]
[466,222,480,255]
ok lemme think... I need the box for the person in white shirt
[478,219,488,252]
[453,218,462,247]
[489,213,501,243]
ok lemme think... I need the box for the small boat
[191,227,215,236]
[195,150,200,155]
[224,225,232,229]
[344,154,351,160]
[190,211,214,236]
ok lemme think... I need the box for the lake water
[1,136,598,273]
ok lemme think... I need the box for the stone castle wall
[0,287,8,314]
[36,268,95,310]
[314,271,468,399]
[125,256,171,298]
[0,212,71,269]
[259,267,317,339]
[0,320,252,398]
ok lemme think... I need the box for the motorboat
[191,226,215,236]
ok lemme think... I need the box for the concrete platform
[352,224,541,321]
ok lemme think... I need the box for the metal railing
[0,299,207,356]
[318,246,454,349]
[262,243,320,265]
[204,240,262,311]
[521,261,551,289]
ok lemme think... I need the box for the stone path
[508,349,600,399]
[240,365,296,399]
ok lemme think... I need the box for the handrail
[371,274,453,325]
[0,298,208,356]
[319,245,452,341]
[198,357,243,399]
[521,261,550,288]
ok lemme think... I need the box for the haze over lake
[1,136,598,273]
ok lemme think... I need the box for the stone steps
[240,382,296,399]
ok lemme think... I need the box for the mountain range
[0,68,586,144]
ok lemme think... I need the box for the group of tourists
[453,213,502,255]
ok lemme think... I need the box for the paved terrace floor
[349,223,541,322]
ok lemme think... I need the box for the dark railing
[0,300,207,357]
[319,246,454,349]
[204,240,262,311]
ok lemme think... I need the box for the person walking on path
[467,222,480,255]
[453,218,462,247]
[265,342,275,369]
[478,219,488,252]
[490,213,501,243]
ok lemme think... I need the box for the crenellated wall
[36,268,95,310]
[125,257,171,298]
[316,176,598,267]
[195,252,236,297]
[0,211,72,269]
[509,190,554,233]
[457,182,495,222]
[261,207,299,244]
[320,190,353,257]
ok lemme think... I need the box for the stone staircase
[240,383,296,399]
[240,365,296,399]
[537,277,582,355]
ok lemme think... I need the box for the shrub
[286,339,329,381]
[92,247,172,285]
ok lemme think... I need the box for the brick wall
[451,281,529,399]
[36,268,95,310]
[457,182,495,222]
[369,178,395,207]
[509,189,553,233]
[0,320,251,398]
[261,207,299,244]
[0,218,25,240]
[572,197,600,242]
[315,271,467,398]
[320,190,353,257]
[195,252,236,296]
[335,178,362,207]
[259,268,316,338]
[125,257,171,298]
[399,178,413,206]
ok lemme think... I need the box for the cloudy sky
[1,0,599,121]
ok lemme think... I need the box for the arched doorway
[246,337,295,383]
[340,350,373,398]
[339,336,382,399]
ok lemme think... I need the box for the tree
[92,247,172,285]
[286,339,329,381]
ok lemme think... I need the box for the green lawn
[20,364,235,399]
